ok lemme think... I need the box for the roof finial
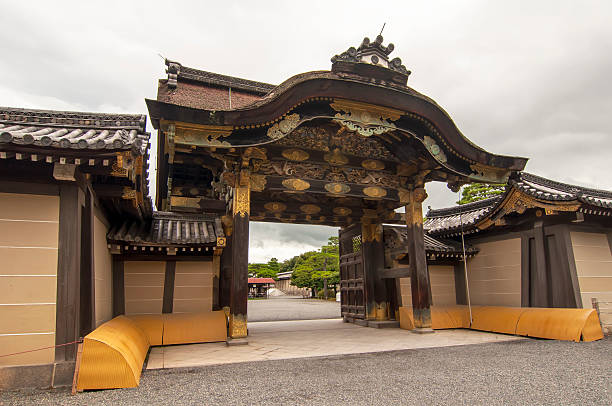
[379,23,386,36]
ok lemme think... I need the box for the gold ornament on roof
[324,148,349,165]
[363,186,387,198]
[330,100,400,137]
[325,182,350,194]
[361,159,385,170]
[267,113,300,140]
[423,136,447,163]
[282,178,310,191]
[300,204,321,214]
[264,202,287,212]
[333,207,352,216]
[282,148,310,161]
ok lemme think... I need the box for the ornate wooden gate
[339,224,365,319]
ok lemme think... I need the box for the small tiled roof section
[424,197,500,236]
[515,172,612,208]
[384,226,478,256]
[248,278,276,284]
[165,59,275,95]
[108,211,224,246]
[0,106,149,155]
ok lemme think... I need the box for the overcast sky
[1,1,610,263]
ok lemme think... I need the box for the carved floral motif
[282,178,310,191]
[267,113,300,140]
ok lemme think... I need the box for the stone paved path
[146,318,523,369]
[247,296,340,322]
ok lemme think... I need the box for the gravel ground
[2,336,610,405]
[248,297,340,322]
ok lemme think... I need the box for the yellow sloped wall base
[398,306,603,342]
[163,311,227,345]
[127,314,164,346]
[77,316,150,390]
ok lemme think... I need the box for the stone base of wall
[0,361,74,390]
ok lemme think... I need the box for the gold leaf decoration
[282,148,310,161]
[333,207,352,216]
[249,174,267,192]
[323,148,349,165]
[264,202,287,212]
[325,183,350,194]
[300,204,321,214]
[363,186,387,198]
[361,159,385,170]
[282,178,310,191]
[233,186,250,217]
[267,113,300,140]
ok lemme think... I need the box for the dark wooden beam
[55,183,82,362]
[379,267,411,279]
[532,221,549,307]
[112,258,125,317]
[163,261,176,313]
[454,264,467,305]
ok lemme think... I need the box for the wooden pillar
[55,183,82,362]
[362,222,388,320]
[219,216,233,310]
[112,258,125,317]
[212,252,221,310]
[79,187,95,336]
[405,187,432,331]
[162,261,176,313]
[229,175,250,338]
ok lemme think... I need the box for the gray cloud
[1,0,610,261]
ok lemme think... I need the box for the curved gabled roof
[425,172,612,236]
[147,36,528,187]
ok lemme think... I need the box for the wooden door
[339,224,365,319]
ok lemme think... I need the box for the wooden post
[405,187,433,331]
[219,215,233,311]
[56,183,82,362]
[229,173,250,339]
[362,222,388,320]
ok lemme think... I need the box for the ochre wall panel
[400,265,456,306]
[124,261,165,315]
[0,304,56,334]
[571,231,612,332]
[93,214,113,327]
[429,265,456,306]
[173,262,213,313]
[465,238,521,307]
[0,334,55,366]
[0,193,58,366]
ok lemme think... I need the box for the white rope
[460,211,473,327]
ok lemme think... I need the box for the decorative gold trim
[423,136,447,163]
[333,207,352,216]
[363,186,387,198]
[325,182,350,195]
[163,120,233,148]
[267,113,300,140]
[361,222,383,243]
[300,204,321,214]
[323,149,349,165]
[169,196,201,209]
[331,99,400,137]
[249,174,267,192]
[229,313,247,338]
[361,159,385,171]
[121,187,136,200]
[233,186,250,217]
[282,178,310,191]
[216,237,227,248]
[264,202,287,212]
[282,148,310,161]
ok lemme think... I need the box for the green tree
[457,183,506,205]
[290,237,340,297]
[247,258,282,279]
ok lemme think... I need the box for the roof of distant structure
[248,278,276,284]
[0,106,149,155]
[107,211,224,247]
[425,172,612,236]
[158,59,275,110]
